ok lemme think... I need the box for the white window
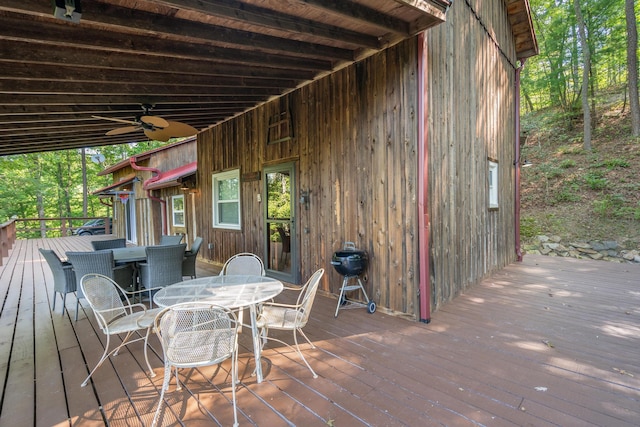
[213,169,241,230]
[171,195,185,227]
[488,160,499,209]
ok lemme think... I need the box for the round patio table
[153,275,283,383]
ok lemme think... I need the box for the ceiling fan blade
[106,125,142,136]
[92,115,138,126]
[140,115,169,128]
[145,121,198,141]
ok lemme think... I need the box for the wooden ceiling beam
[0,79,285,97]
[1,2,356,61]
[0,14,338,71]
[0,62,299,89]
[139,0,383,49]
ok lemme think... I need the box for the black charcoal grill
[331,242,376,317]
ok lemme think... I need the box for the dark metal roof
[145,161,197,190]
[0,0,536,157]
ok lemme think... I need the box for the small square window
[212,169,241,230]
[488,160,499,209]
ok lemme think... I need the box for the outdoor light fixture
[299,190,309,209]
[53,0,82,23]
[180,180,195,192]
[514,158,533,167]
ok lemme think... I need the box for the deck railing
[0,217,17,266]
[0,217,112,265]
[13,217,111,239]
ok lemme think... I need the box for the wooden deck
[1,236,639,427]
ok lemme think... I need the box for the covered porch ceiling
[0,0,536,156]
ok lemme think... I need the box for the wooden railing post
[1,218,17,266]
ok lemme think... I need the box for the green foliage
[553,183,581,203]
[266,172,291,220]
[592,158,630,170]
[0,141,173,223]
[557,145,584,155]
[537,163,564,179]
[522,0,629,113]
[520,216,541,238]
[592,194,631,218]
[559,159,576,168]
[583,171,608,190]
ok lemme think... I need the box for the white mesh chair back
[81,273,130,329]
[152,303,239,427]
[66,250,133,320]
[78,273,159,387]
[257,268,324,378]
[220,252,265,276]
[293,268,324,328]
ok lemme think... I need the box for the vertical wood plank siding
[195,0,518,318]
[426,0,518,311]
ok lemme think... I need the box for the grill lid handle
[343,241,356,251]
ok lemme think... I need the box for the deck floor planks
[0,237,639,426]
[33,248,70,427]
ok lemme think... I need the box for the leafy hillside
[520,91,640,249]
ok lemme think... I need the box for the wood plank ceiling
[0,0,536,156]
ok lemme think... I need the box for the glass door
[264,163,297,283]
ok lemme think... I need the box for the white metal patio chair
[219,252,265,276]
[152,303,239,427]
[79,273,162,387]
[66,250,135,321]
[219,252,265,330]
[256,268,325,378]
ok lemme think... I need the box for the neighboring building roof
[97,136,196,176]
[92,173,137,195]
[145,162,197,190]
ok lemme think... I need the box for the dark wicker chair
[39,248,77,315]
[66,250,134,321]
[182,237,203,279]
[276,227,291,269]
[139,244,186,293]
[159,234,184,245]
[91,238,126,251]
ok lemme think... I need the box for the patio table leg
[249,304,264,383]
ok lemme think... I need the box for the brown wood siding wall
[195,0,519,317]
[425,0,518,311]
[197,40,420,317]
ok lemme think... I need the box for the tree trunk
[626,0,640,136]
[82,147,88,216]
[35,156,46,238]
[574,0,591,150]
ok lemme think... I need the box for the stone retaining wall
[523,235,640,263]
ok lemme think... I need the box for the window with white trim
[171,195,185,227]
[213,169,241,229]
[488,160,499,209]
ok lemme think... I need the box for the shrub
[553,184,580,203]
[593,194,626,218]
[520,217,540,238]
[584,172,608,190]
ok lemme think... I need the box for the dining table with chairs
[153,274,284,383]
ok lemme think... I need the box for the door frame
[263,162,298,284]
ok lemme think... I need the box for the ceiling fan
[93,104,198,142]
